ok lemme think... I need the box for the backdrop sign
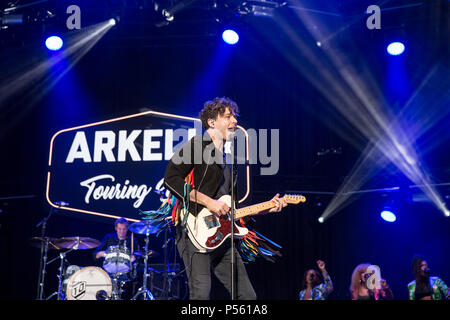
[46,110,250,222]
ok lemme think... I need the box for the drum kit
[31,219,174,301]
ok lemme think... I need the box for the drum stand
[46,247,75,300]
[107,250,122,300]
[132,230,155,300]
[110,274,122,300]
[37,238,51,300]
[159,227,178,299]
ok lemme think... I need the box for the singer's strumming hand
[207,199,230,217]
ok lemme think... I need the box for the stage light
[162,9,174,22]
[318,217,324,223]
[380,207,396,222]
[0,14,23,25]
[45,36,63,51]
[444,207,450,217]
[108,18,117,26]
[387,42,405,56]
[222,29,239,45]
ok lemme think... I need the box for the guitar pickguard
[205,216,240,248]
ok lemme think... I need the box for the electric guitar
[180,194,306,252]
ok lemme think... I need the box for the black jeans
[177,231,257,300]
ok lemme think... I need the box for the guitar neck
[234,200,276,220]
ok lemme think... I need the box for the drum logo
[71,281,87,299]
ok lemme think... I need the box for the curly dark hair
[301,269,323,290]
[199,97,239,130]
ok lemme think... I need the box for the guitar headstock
[283,194,306,204]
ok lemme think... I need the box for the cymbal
[129,220,160,235]
[30,237,60,250]
[133,250,159,258]
[54,236,101,250]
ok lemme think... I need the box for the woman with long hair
[299,260,333,300]
[408,255,449,300]
[349,263,393,300]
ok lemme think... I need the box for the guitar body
[179,193,305,253]
[180,195,248,253]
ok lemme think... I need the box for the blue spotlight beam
[267,9,449,222]
[0,19,117,138]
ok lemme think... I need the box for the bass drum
[63,265,81,293]
[66,266,112,300]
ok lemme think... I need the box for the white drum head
[66,266,112,300]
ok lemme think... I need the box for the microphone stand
[162,227,169,300]
[229,136,237,300]
[35,206,58,300]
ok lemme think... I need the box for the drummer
[94,217,139,263]
[94,218,140,299]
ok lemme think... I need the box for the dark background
[0,0,449,300]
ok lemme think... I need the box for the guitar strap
[181,168,195,226]
[181,182,191,227]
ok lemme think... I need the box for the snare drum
[66,266,112,300]
[103,245,131,274]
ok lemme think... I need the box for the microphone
[424,268,431,275]
[96,290,108,300]
[53,201,69,207]
[153,189,166,197]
